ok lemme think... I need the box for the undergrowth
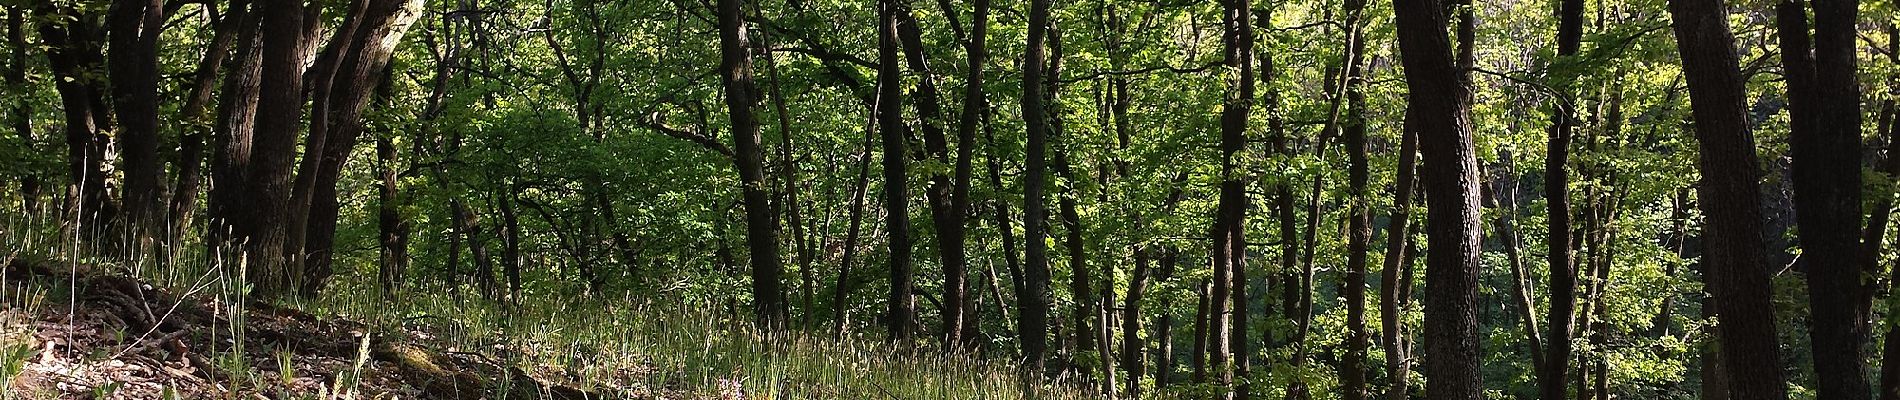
[0,212,1102,399]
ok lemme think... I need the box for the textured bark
[106,0,164,241]
[1539,0,1585,395]
[39,3,117,241]
[894,7,968,347]
[1220,0,1255,395]
[875,0,915,342]
[717,0,787,327]
[1392,0,1485,395]
[235,0,310,298]
[209,0,261,254]
[1777,0,1873,398]
[297,0,427,296]
[950,0,990,349]
[1019,0,1055,369]
[1340,0,1369,395]
[171,0,244,242]
[1665,0,1791,397]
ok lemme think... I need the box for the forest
[0,0,1894,397]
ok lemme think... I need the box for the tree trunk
[1539,0,1586,394]
[716,0,787,327]
[1777,0,1874,398]
[833,125,877,337]
[1340,0,1369,395]
[106,0,164,243]
[874,0,916,342]
[39,2,116,243]
[6,7,39,213]
[892,8,968,347]
[232,0,310,298]
[1665,0,1791,397]
[1392,0,1485,394]
[1380,107,1419,400]
[377,136,410,295]
[1019,0,1055,369]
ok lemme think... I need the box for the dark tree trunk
[1392,0,1485,394]
[106,0,164,242]
[297,0,426,296]
[950,0,990,350]
[875,0,915,342]
[892,7,968,347]
[834,127,877,337]
[1666,0,1791,397]
[1380,110,1418,400]
[1539,0,1585,395]
[5,7,39,213]
[209,0,261,255]
[716,0,787,327]
[1019,0,1055,369]
[1778,0,1873,398]
[377,136,410,294]
[1220,0,1255,395]
[235,0,310,298]
[171,0,244,245]
[39,3,116,242]
[1340,0,1369,395]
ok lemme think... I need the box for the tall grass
[1,212,1103,399]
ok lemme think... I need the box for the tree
[1019,0,1056,369]
[105,0,163,242]
[876,0,916,341]
[1777,0,1873,398]
[1665,0,1791,398]
[1391,0,1485,398]
[716,0,788,326]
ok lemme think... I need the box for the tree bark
[1019,0,1056,369]
[39,2,117,242]
[1539,0,1586,394]
[717,0,787,327]
[893,6,968,347]
[1380,107,1419,400]
[1777,0,1873,398]
[875,0,916,342]
[1340,0,1369,395]
[1392,0,1485,395]
[106,0,164,242]
[1665,0,1791,397]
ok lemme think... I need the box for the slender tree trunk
[950,0,991,348]
[1539,0,1586,394]
[717,0,787,327]
[1875,25,1900,400]
[1340,0,1370,395]
[1020,0,1056,369]
[1493,155,1545,372]
[5,7,39,214]
[833,128,877,337]
[1381,108,1419,400]
[874,0,916,342]
[171,0,245,245]
[891,8,969,347]
[1192,278,1212,383]
[377,136,410,294]
[1666,0,1791,397]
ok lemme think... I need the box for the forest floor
[0,257,712,399]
